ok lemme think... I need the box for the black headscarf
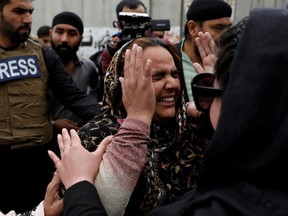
[149,8,288,216]
[200,8,288,189]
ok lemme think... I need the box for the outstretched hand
[48,128,112,189]
[193,31,218,74]
[119,43,155,126]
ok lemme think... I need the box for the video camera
[118,12,171,39]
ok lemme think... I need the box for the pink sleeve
[95,118,150,216]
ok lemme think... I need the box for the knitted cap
[52,11,84,35]
[186,0,232,22]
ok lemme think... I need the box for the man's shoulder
[27,36,43,47]
[77,56,98,76]
[78,56,97,67]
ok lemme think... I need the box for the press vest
[0,38,52,149]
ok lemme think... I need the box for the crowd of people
[0,0,101,213]
[1,0,288,215]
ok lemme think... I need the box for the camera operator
[88,0,147,102]
[90,0,170,102]
[103,0,148,71]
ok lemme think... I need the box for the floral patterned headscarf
[102,37,187,134]
[80,37,208,214]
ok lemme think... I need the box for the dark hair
[37,25,51,38]
[214,16,248,90]
[0,0,11,11]
[115,0,147,19]
[0,0,33,12]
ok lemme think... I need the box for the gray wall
[233,0,286,22]
[32,0,287,36]
[31,0,181,36]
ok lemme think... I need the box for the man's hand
[53,119,79,133]
[193,31,218,74]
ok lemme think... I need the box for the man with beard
[49,11,99,134]
[175,0,232,102]
[0,0,101,214]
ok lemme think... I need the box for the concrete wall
[31,0,287,36]
[234,0,286,22]
[31,0,287,57]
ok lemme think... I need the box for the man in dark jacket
[49,11,99,134]
[0,0,101,213]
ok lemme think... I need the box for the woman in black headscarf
[150,8,288,216]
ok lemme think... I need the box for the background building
[31,0,287,57]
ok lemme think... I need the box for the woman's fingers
[48,150,61,167]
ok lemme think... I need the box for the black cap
[186,0,232,22]
[52,11,84,35]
